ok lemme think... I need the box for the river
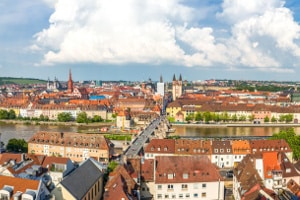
[1,123,300,145]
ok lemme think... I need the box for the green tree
[264,116,270,123]
[279,115,285,122]
[8,109,16,119]
[220,112,230,122]
[194,112,203,121]
[0,109,8,119]
[185,113,194,122]
[203,112,212,123]
[231,114,238,122]
[248,114,255,122]
[76,112,88,123]
[238,115,246,121]
[57,112,73,122]
[271,128,300,160]
[6,138,28,152]
[92,115,103,122]
[168,116,175,123]
[271,116,277,123]
[285,114,293,123]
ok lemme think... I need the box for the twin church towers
[157,74,183,101]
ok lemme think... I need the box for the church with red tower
[67,69,73,93]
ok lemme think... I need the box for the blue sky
[1,0,300,82]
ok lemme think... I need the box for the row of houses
[143,138,292,168]
[167,99,300,123]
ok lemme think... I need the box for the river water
[1,123,300,145]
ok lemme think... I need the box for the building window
[183,173,189,179]
[164,194,169,199]
[157,185,162,190]
[220,149,224,153]
[168,173,174,179]
[182,184,188,190]
[172,194,176,199]
[186,193,190,198]
[202,183,206,188]
[194,193,198,198]
[193,183,199,189]
[168,184,174,190]
[214,149,218,153]
[201,192,206,197]
[157,194,162,199]
[179,194,183,198]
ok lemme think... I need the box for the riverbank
[171,122,300,128]
[0,119,114,127]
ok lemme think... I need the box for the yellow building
[28,131,113,164]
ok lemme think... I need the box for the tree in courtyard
[6,138,28,152]
[57,112,73,122]
[271,128,300,160]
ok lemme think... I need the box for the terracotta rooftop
[155,156,223,184]
[175,139,212,155]
[28,131,109,150]
[0,175,40,199]
[144,139,175,154]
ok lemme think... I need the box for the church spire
[173,74,176,81]
[179,74,182,81]
[68,69,73,93]
[160,75,163,83]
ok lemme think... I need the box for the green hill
[0,77,46,85]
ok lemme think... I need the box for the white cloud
[217,0,284,24]
[33,0,300,72]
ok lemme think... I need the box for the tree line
[168,111,294,123]
[0,109,107,124]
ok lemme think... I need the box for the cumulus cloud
[33,0,300,72]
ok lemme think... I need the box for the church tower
[172,74,182,101]
[68,69,73,93]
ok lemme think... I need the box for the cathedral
[172,74,183,101]
[46,77,62,92]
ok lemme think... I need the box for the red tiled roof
[0,175,40,199]
[144,139,175,154]
[155,156,223,184]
